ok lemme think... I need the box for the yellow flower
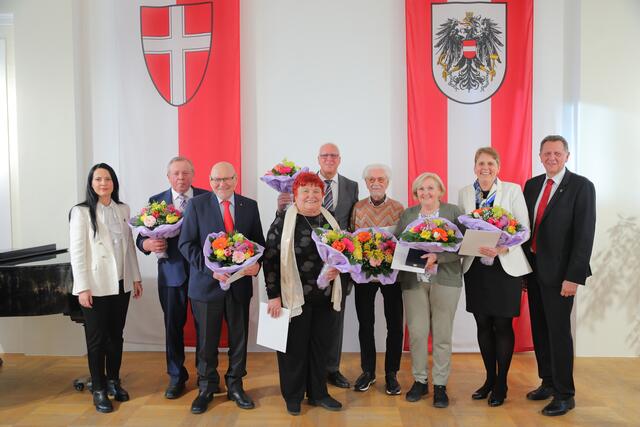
[214,249,226,258]
[326,230,340,241]
[166,213,179,224]
[447,229,454,236]
[384,253,393,263]
[507,225,516,234]
[420,230,432,239]
[353,247,363,261]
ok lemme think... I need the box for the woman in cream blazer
[457,147,531,407]
[69,163,142,413]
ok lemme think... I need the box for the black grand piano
[0,244,82,368]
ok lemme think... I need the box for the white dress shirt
[172,187,194,210]
[533,167,567,223]
[318,172,339,211]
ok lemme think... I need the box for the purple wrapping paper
[129,218,183,239]
[202,231,265,291]
[310,229,361,289]
[259,167,310,193]
[398,217,463,253]
[457,215,530,247]
[350,227,399,285]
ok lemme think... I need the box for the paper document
[458,229,501,257]
[256,302,290,353]
[391,244,426,273]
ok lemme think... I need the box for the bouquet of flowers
[203,231,264,291]
[129,200,183,258]
[310,226,362,289]
[398,217,463,277]
[259,158,309,193]
[457,205,530,265]
[349,228,399,285]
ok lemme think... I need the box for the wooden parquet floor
[0,352,638,427]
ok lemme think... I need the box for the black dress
[464,194,521,318]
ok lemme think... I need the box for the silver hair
[362,164,392,181]
[167,156,195,174]
[411,172,446,199]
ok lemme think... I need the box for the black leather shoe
[93,390,114,413]
[190,392,213,414]
[405,381,428,402]
[471,382,493,400]
[526,384,554,400]
[385,373,401,395]
[165,382,186,399]
[353,371,376,392]
[228,387,255,409]
[327,371,350,388]
[308,395,342,411]
[285,400,301,415]
[107,379,130,402]
[542,397,575,416]
[433,385,449,408]
[488,391,505,407]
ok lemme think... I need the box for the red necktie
[531,179,554,253]
[222,200,234,233]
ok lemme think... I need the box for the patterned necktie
[531,179,554,253]
[222,200,234,233]
[177,193,187,211]
[323,179,334,211]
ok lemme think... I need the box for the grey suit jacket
[332,173,359,231]
[394,202,464,289]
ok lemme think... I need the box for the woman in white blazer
[457,147,531,407]
[69,163,142,413]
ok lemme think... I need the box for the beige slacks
[402,282,461,385]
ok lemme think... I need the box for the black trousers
[158,282,190,385]
[527,264,575,399]
[80,281,131,391]
[190,291,250,393]
[277,301,337,404]
[326,274,349,372]
[354,282,403,374]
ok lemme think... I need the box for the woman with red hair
[263,172,344,415]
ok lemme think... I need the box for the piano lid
[0,244,60,264]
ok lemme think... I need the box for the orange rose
[212,236,229,250]
[332,240,346,252]
[357,231,372,243]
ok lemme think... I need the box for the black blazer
[523,169,596,287]
[136,187,208,287]
[178,192,265,303]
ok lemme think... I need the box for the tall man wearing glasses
[179,161,265,414]
[136,157,208,399]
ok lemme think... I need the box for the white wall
[242,0,408,351]
[0,0,85,355]
[575,0,640,357]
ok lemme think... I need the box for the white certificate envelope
[391,244,425,273]
[458,229,502,257]
[224,269,245,286]
[256,302,290,353]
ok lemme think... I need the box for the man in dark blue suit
[136,156,208,399]
[523,135,596,416]
[179,161,265,414]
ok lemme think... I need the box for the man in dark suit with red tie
[179,161,265,414]
[136,156,208,399]
[523,135,596,416]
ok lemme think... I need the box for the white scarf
[280,205,342,318]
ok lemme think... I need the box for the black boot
[93,390,114,413]
[107,379,130,402]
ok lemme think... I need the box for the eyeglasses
[366,177,387,184]
[319,153,340,159]
[210,176,236,184]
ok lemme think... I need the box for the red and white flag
[406,0,533,351]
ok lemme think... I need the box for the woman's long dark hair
[69,163,122,237]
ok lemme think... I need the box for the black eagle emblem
[434,11,504,92]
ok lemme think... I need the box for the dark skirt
[464,257,522,317]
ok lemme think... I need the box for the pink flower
[232,251,246,264]
[224,247,233,257]
[342,238,354,253]
[143,215,157,227]
[369,257,382,267]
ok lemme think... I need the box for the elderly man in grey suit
[277,142,358,388]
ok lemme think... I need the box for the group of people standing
[68,135,596,418]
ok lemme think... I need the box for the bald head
[209,161,238,200]
[317,143,341,179]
